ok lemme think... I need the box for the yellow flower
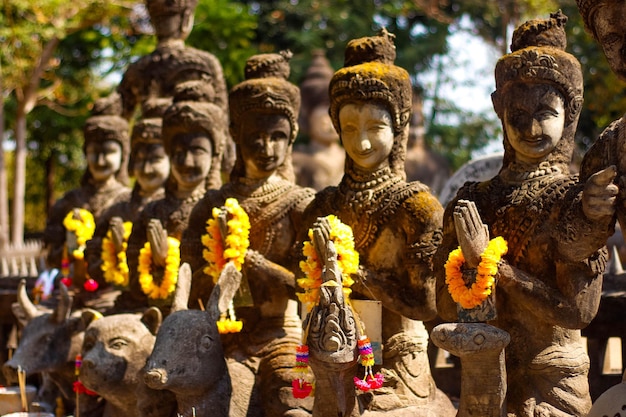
[137,237,181,300]
[445,237,508,310]
[101,222,133,288]
[63,209,95,260]
[297,215,359,306]
[202,198,250,282]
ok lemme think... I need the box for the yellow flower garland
[201,198,251,282]
[101,221,133,288]
[445,236,508,310]
[138,237,181,300]
[297,215,359,307]
[63,209,95,260]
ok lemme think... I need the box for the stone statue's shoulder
[402,181,444,222]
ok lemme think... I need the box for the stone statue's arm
[243,249,296,292]
[352,196,442,322]
[497,255,604,329]
[123,213,149,306]
[555,170,616,262]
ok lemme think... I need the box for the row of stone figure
[7,4,626,417]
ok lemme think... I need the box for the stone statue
[143,263,260,417]
[117,0,235,175]
[434,12,617,416]
[404,86,451,195]
[117,0,227,120]
[85,102,170,297]
[300,29,455,416]
[117,80,227,314]
[576,1,626,237]
[43,93,131,290]
[292,50,345,190]
[79,307,167,417]
[181,51,315,417]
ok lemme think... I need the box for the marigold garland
[101,221,133,288]
[63,209,95,260]
[297,215,359,307]
[445,236,508,310]
[138,237,181,300]
[202,198,250,282]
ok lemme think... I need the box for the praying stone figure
[117,80,227,314]
[300,29,455,416]
[182,51,315,417]
[434,12,617,416]
[43,93,131,284]
[86,102,171,295]
[292,50,345,190]
[117,0,227,120]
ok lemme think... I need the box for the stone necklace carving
[337,167,414,251]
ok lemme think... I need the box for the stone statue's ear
[81,309,103,330]
[141,307,162,336]
[206,262,242,323]
[171,263,192,313]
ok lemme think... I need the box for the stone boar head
[79,307,161,407]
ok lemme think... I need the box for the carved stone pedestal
[431,323,510,417]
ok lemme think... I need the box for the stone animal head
[3,280,83,384]
[79,308,162,400]
[143,262,241,396]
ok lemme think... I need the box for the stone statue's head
[492,11,583,168]
[82,92,130,186]
[228,51,300,182]
[145,0,198,42]
[299,50,336,142]
[576,0,626,80]
[162,80,227,190]
[329,28,412,178]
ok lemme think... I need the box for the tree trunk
[0,98,9,251]
[12,108,26,246]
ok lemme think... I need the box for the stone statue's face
[238,113,291,181]
[503,83,565,165]
[151,12,188,42]
[592,2,626,80]
[309,105,339,146]
[339,102,394,171]
[132,143,170,194]
[86,140,123,183]
[169,134,212,191]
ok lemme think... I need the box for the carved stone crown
[131,117,162,147]
[229,51,300,143]
[84,93,130,149]
[146,0,198,17]
[329,28,412,134]
[162,81,227,157]
[492,11,583,125]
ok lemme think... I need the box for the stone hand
[109,217,125,254]
[322,239,342,285]
[312,216,331,261]
[453,199,489,268]
[582,165,617,221]
[147,219,168,268]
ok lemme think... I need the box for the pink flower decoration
[291,379,313,398]
[353,372,384,392]
[73,380,98,396]
[83,278,99,292]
